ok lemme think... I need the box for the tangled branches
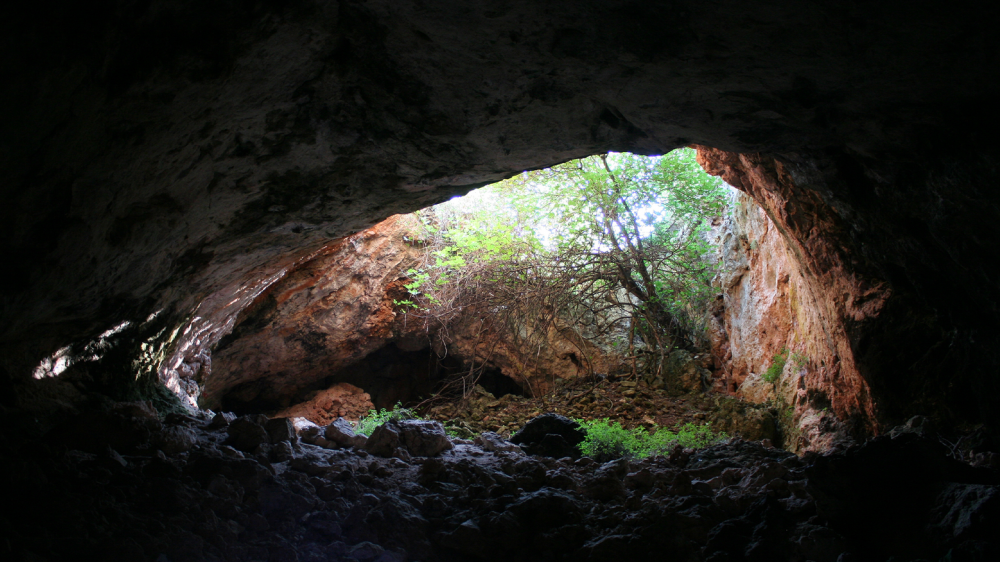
[399,150,727,397]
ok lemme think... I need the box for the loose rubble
[2,402,997,562]
[423,378,779,445]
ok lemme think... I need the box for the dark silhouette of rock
[2,0,998,447]
[264,417,295,444]
[365,422,404,458]
[7,408,1000,560]
[396,419,453,457]
[366,419,452,458]
[510,413,586,458]
[207,411,235,430]
[157,426,196,454]
[225,415,269,453]
[474,431,522,454]
[324,417,367,449]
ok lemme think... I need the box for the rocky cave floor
[420,375,746,441]
[3,394,1000,562]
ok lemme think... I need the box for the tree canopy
[401,148,728,383]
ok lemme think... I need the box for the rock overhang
[1,1,999,433]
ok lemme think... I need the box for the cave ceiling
[1,0,998,424]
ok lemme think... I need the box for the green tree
[402,149,726,387]
[496,149,726,366]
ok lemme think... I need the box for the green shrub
[576,418,728,462]
[442,421,478,440]
[355,403,420,436]
[661,422,730,450]
[791,351,809,369]
[576,419,643,461]
[762,348,789,384]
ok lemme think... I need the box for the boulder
[365,422,403,458]
[397,420,453,457]
[510,413,586,458]
[656,350,710,395]
[207,412,236,430]
[225,415,270,453]
[709,396,779,443]
[158,426,197,455]
[365,420,452,458]
[264,418,296,444]
[325,417,368,449]
[474,432,522,454]
[271,441,295,463]
[291,417,326,447]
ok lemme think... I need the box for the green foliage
[403,148,729,356]
[396,199,539,313]
[443,423,477,440]
[392,298,418,310]
[791,351,809,369]
[783,406,795,421]
[355,403,420,436]
[509,149,728,348]
[576,418,728,462]
[763,348,789,384]
[762,348,809,384]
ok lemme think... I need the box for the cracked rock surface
[3,1,999,438]
[2,402,997,561]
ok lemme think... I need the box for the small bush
[442,422,477,440]
[576,418,728,462]
[355,403,420,436]
[762,348,789,384]
[576,419,643,461]
[791,351,809,369]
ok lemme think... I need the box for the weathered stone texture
[698,148,887,449]
[2,1,999,437]
[184,213,619,412]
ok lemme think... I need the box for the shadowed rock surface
[3,2,1000,559]
[2,405,997,561]
[195,214,619,415]
[510,413,586,459]
[2,0,999,436]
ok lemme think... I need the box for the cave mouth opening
[320,343,529,411]
[23,147,753,449]
[216,341,526,418]
[201,148,739,442]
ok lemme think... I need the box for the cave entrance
[203,148,732,436]
[330,343,525,411]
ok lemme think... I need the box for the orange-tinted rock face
[5,1,999,446]
[696,147,889,451]
[183,214,620,412]
[439,310,623,397]
[195,214,426,410]
[272,382,374,425]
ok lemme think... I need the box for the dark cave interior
[219,343,525,415]
[2,1,1000,560]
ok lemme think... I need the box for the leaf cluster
[762,348,810,384]
[355,402,472,439]
[495,149,727,349]
[576,418,728,462]
[763,349,789,384]
[355,403,421,436]
[396,149,728,393]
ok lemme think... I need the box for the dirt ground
[418,375,779,444]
